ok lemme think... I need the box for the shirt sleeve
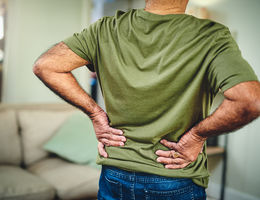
[62,19,102,66]
[207,28,258,95]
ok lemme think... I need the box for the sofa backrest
[0,103,76,166]
[0,109,22,165]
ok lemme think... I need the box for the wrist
[88,107,105,120]
[187,128,207,142]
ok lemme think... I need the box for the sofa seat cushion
[0,165,55,200]
[28,158,100,200]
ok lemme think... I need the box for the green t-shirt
[63,9,258,188]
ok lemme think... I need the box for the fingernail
[120,142,124,146]
[155,150,160,155]
[121,137,126,142]
[157,158,161,162]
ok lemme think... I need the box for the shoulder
[96,9,137,26]
[191,16,230,38]
[90,9,136,36]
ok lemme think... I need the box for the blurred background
[0,0,260,200]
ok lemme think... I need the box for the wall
[2,0,92,103]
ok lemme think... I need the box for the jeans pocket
[144,185,194,200]
[102,174,123,200]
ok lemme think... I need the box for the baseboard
[206,182,259,200]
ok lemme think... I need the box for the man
[33,0,260,199]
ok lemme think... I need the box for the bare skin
[33,42,126,158]
[145,0,189,15]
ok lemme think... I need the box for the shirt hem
[96,157,210,188]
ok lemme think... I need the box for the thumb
[98,142,108,158]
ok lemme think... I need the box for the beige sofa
[0,103,100,200]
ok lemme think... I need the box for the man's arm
[156,81,260,169]
[33,42,126,157]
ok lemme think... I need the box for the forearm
[35,69,102,118]
[189,82,260,140]
[190,100,257,140]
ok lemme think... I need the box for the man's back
[64,8,257,188]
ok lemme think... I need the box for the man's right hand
[90,110,126,158]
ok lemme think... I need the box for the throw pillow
[43,111,98,167]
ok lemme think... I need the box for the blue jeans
[98,165,206,200]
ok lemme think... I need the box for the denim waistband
[102,165,192,184]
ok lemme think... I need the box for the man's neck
[144,0,188,15]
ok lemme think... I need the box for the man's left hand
[155,131,206,169]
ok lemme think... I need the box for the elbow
[32,63,41,76]
[251,99,260,117]
[244,99,260,119]
[33,62,47,78]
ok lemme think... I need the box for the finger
[156,150,184,159]
[160,139,178,150]
[98,142,108,158]
[155,150,172,157]
[103,134,126,142]
[156,157,186,165]
[108,127,124,135]
[99,138,125,147]
[165,163,190,169]
[96,133,126,142]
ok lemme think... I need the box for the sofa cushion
[18,110,72,166]
[28,158,100,200]
[0,165,55,200]
[0,110,21,165]
[43,111,98,167]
